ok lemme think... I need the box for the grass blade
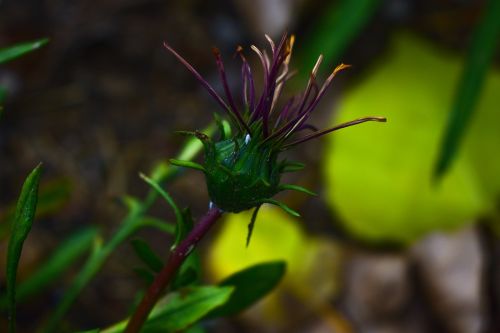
[434,0,500,178]
[139,173,188,248]
[298,0,381,78]
[6,164,42,332]
[0,227,97,309]
[41,125,215,333]
[0,38,48,64]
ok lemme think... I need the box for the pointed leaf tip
[246,205,262,248]
[169,159,206,172]
[261,199,300,217]
[7,164,42,332]
[279,184,317,196]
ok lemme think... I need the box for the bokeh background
[1,0,499,332]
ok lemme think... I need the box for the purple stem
[124,207,224,333]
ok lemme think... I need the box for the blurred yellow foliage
[323,33,500,245]
[207,206,341,323]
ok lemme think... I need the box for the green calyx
[170,126,314,215]
[205,132,281,213]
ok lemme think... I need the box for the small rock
[411,226,484,333]
[343,251,412,330]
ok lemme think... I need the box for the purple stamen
[281,117,387,149]
[163,42,234,121]
[166,33,384,149]
[237,47,256,114]
[212,47,251,134]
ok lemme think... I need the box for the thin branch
[124,207,224,333]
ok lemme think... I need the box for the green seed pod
[204,133,281,212]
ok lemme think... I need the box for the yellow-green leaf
[323,34,497,245]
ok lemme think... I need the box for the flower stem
[124,206,223,333]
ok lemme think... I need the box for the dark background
[1,0,498,332]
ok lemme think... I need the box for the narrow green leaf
[139,173,186,247]
[206,261,286,318]
[279,184,317,196]
[0,227,97,309]
[0,38,49,64]
[40,124,216,333]
[6,164,42,332]
[149,123,216,183]
[261,199,301,217]
[138,216,175,234]
[131,238,164,273]
[298,0,381,79]
[213,113,232,140]
[280,161,305,173]
[121,195,141,213]
[139,173,181,222]
[40,237,104,333]
[102,286,233,333]
[169,159,206,172]
[143,286,233,332]
[434,0,500,178]
[246,205,261,247]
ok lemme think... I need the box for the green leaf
[0,38,49,64]
[434,0,500,178]
[40,124,217,333]
[206,261,286,318]
[208,207,342,308]
[297,0,381,80]
[323,34,490,244]
[139,173,186,248]
[0,227,97,309]
[102,286,233,333]
[279,161,305,173]
[168,159,206,172]
[122,195,141,213]
[40,238,105,333]
[6,164,42,332]
[131,238,164,273]
[279,184,317,196]
[213,113,232,140]
[138,216,175,234]
[261,199,300,217]
[143,286,233,332]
